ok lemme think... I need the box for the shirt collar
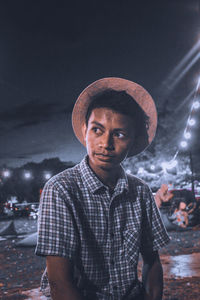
[79,155,129,194]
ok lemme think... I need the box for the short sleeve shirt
[35,155,170,300]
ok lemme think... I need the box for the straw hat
[72,77,157,156]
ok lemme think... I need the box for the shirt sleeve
[35,180,78,259]
[140,185,170,253]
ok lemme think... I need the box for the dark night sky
[0,0,200,169]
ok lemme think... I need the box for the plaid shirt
[36,155,170,300]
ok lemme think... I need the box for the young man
[36,78,170,300]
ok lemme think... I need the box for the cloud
[0,145,52,160]
[13,120,42,130]
[0,99,73,130]
[15,155,30,159]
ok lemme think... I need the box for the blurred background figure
[155,184,173,208]
[170,201,189,228]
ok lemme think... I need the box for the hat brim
[72,77,157,156]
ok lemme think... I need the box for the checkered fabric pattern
[36,155,170,300]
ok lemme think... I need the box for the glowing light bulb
[180,140,188,148]
[24,171,31,179]
[3,170,10,178]
[193,101,200,109]
[126,169,131,174]
[188,118,195,126]
[44,173,51,180]
[184,132,191,139]
[150,165,155,170]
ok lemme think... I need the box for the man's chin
[99,164,113,171]
[96,159,118,171]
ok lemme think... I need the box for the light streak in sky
[159,40,200,99]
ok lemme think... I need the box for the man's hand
[141,251,163,300]
[46,256,83,300]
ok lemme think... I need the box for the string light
[180,140,188,148]
[184,131,191,139]
[158,75,199,176]
[188,118,196,126]
[193,101,200,109]
[178,77,200,154]
[178,77,199,156]
[150,165,155,171]
[1,169,53,181]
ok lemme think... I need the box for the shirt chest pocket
[122,228,141,266]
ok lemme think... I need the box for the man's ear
[82,123,87,143]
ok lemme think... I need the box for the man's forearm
[142,259,163,300]
[49,280,83,300]
[46,256,83,300]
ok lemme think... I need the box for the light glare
[167,160,178,169]
[193,101,200,109]
[184,132,191,139]
[180,140,188,148]
[24,171,31,179]
[3,170,10,178]
[188,118,195,126]
[161,160,177,170]
[44,173,51,180]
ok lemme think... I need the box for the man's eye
[114,132,125,138]
[92,127,101,133]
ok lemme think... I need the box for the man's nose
[100,132,114,150]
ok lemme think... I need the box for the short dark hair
[85,90,149,143]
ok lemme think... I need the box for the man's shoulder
[43,163,81,192]
[126,173,150,190]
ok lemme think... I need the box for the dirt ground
[0,219,200,300]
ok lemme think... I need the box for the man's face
[83,107,135,174]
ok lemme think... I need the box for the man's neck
[98,169,120,190]
[87,158,121,190]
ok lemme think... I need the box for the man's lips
[95,153,115,158]
[95,153,115,162]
